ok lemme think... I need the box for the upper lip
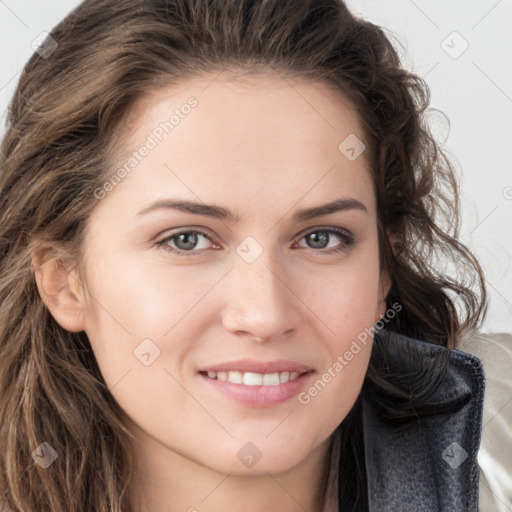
[200,359,314,374]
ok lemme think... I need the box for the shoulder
[457,331,512,512]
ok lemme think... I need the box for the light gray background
[1,0,511,334]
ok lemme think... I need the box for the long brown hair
[0,1,487,510]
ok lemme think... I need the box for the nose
[220,249,300,342]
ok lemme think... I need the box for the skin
[33,70,391,512]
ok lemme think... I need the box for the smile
[198,363,314,407]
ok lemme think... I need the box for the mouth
[198,359,314,407]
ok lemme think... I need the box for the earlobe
[31,247,86,333]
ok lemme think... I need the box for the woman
[0,0,488,510]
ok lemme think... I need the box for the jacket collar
[361,329,485,511]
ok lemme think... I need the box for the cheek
[298,341,371,449]
[294,309,374,450]
[293,242,380,412]
[82,248,203,339]
[78,255,169,382]
[79,262,193,423]
[297,247,382,341]
[79,250,220,401]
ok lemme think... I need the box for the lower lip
[199,372,313,407]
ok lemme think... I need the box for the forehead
[115,71,367,162]
[99,71,375,220]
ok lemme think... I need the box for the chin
[211,454,305,477]
[197,437,317,477]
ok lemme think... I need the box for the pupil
[308,231,328,249]
[177,232,197,250]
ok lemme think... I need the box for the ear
[376,269,392,323]
[375,230,396,322]
[31,244,87,333]
[387,230,399,256]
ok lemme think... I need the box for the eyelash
[155,227,355,256]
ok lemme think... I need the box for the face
[66,72,390,477]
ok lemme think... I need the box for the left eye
[295,228,354,253]
[155,227,354,255]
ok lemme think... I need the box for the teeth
[205,370,303,386]
[243,372,263,386]
[262,373,280,386]
[228,371,243,384]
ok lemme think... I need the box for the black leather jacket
[358,329,485,511]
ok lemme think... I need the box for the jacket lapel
[362,330,485,511]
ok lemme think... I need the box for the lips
[198,359,314,407]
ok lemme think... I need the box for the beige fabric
[458,331,512,512]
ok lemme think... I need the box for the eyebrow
[137,197,368,222]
